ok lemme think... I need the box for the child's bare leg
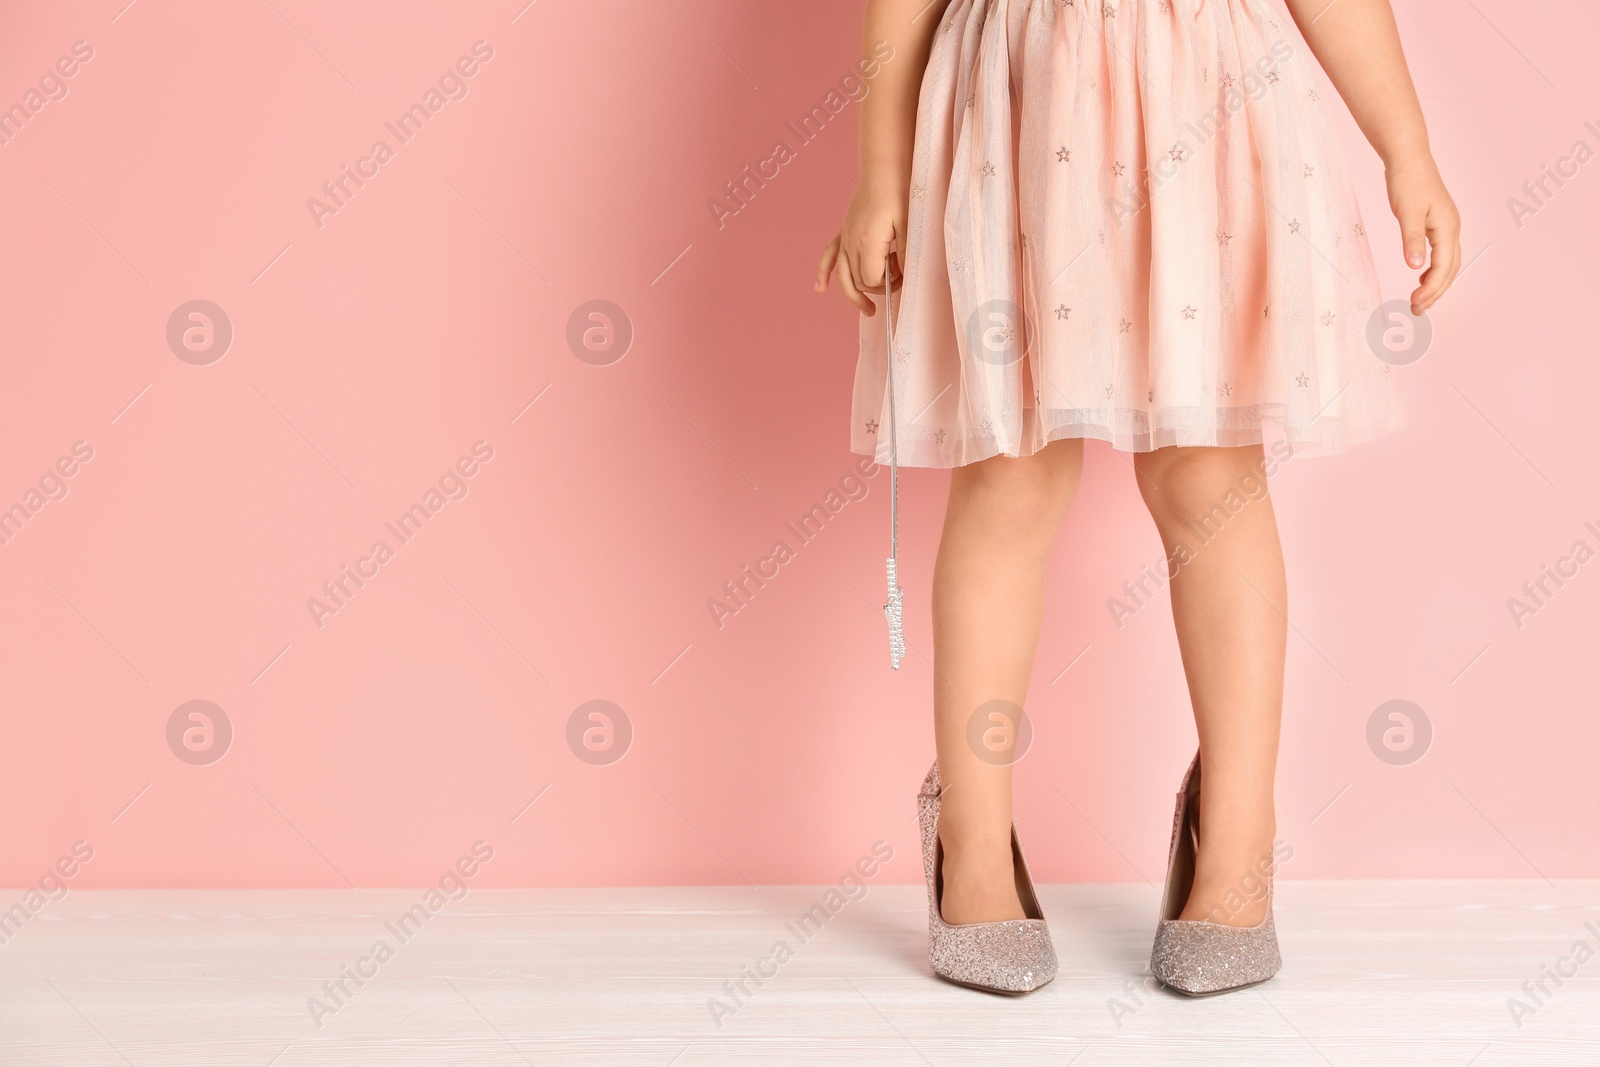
[933,439,1083,925]
[1133,444,1285,926]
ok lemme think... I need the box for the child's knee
[962,461,1073,528]
[1136,447,1266,525]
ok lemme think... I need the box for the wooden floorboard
[1,881,1597,1065]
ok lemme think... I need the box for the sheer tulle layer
[852,0,1402,468]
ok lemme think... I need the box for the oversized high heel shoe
[917,761,1057,994]
[1149,752,1282,995]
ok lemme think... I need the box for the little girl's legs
[1133,444,1286,926]
[933,439,1083,925]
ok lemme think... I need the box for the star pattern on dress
[1158,1,1169,12]
[1147,387,1154,402]
[1103,3,1116,17]
[855,44,1382,450]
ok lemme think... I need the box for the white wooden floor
[3,882,1597,1065]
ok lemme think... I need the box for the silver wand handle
[882,270,904,671]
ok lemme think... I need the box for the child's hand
[1385,155,1461,316]
[816,177,907,315]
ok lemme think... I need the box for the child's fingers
[816,234,842,292]
[1411,248,1452,312]
[855,246,887,291]
[1397,204,1429,270]
[885,249,905,293]
[836,253,875,314]
[845,247,865,299]
[1412,213,1462,313]
[848,245,889,300]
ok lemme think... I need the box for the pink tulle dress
[852,0,1402,468]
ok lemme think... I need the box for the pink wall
[1,0,1596,891]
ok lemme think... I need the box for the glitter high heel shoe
[917,761,1057,994]
[1149,752,1282,996]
